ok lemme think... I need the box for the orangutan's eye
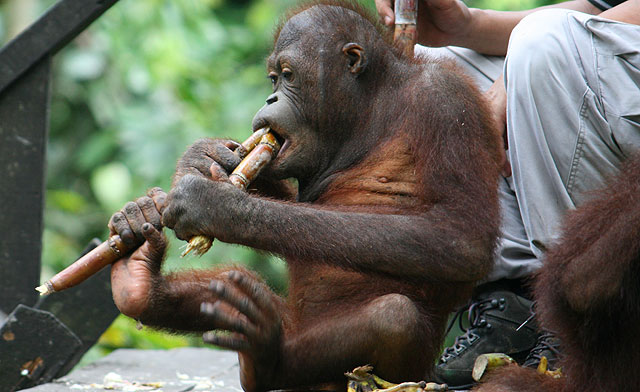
[282,68,293,81]
[268,72,278,86]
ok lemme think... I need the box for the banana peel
[346,365,448,392]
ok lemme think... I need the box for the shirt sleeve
[587,0,625,11]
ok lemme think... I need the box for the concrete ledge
[24,347,242,392]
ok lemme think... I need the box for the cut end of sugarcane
[181,235,213,257]
[472,353,515,382]
[35,281,54,296]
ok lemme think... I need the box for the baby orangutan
[108,1,503,391]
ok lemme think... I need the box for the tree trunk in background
[5,0,38,41]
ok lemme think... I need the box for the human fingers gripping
[424,0,454,10]
[375,0,395,25]
[426,0,471,31]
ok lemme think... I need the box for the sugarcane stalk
[394,0,417,58]
[36,128,277,295]
[35,235,128,295]
[182,131,280,256]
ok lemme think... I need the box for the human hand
[484,75,511,177]
[375,0,473,47]
[173,138,243,187]
[109,188,168,318]
[375,0,395,26]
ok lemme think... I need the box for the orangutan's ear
[342,43,367,75]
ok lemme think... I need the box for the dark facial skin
[251,6,399,201]
[252,12,322,184]
[109,2,504,391]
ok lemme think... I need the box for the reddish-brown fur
[475,154,640,392]
[140,1,503,390]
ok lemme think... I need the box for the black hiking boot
[434,285,539,390]
[522,331,561,371]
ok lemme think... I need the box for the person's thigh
[505,9,640,257]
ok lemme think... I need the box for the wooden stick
[36,128,279,295]
[393,0,418,58]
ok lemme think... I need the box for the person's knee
[506,9,575,79]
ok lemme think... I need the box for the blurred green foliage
[42,0,297,283]
[43,0,297,360]
[0,0,553,363]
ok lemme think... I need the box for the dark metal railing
[0,1,122,389]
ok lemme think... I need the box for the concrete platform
[24,347,243,392]
[22,348,464,392]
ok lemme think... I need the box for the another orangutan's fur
[475,154,640,392]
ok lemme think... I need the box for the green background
[0,0,554,365]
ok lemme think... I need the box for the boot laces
[523,332,561,368]
[440,297,504,362]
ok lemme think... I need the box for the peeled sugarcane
[182,129,280,256]
[36,128,280,295]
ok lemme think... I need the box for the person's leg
[422,12,640,281]
[434,9,640,388]
[505,9,640,260]
[415,45,541,389]
[504,7,640,375]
